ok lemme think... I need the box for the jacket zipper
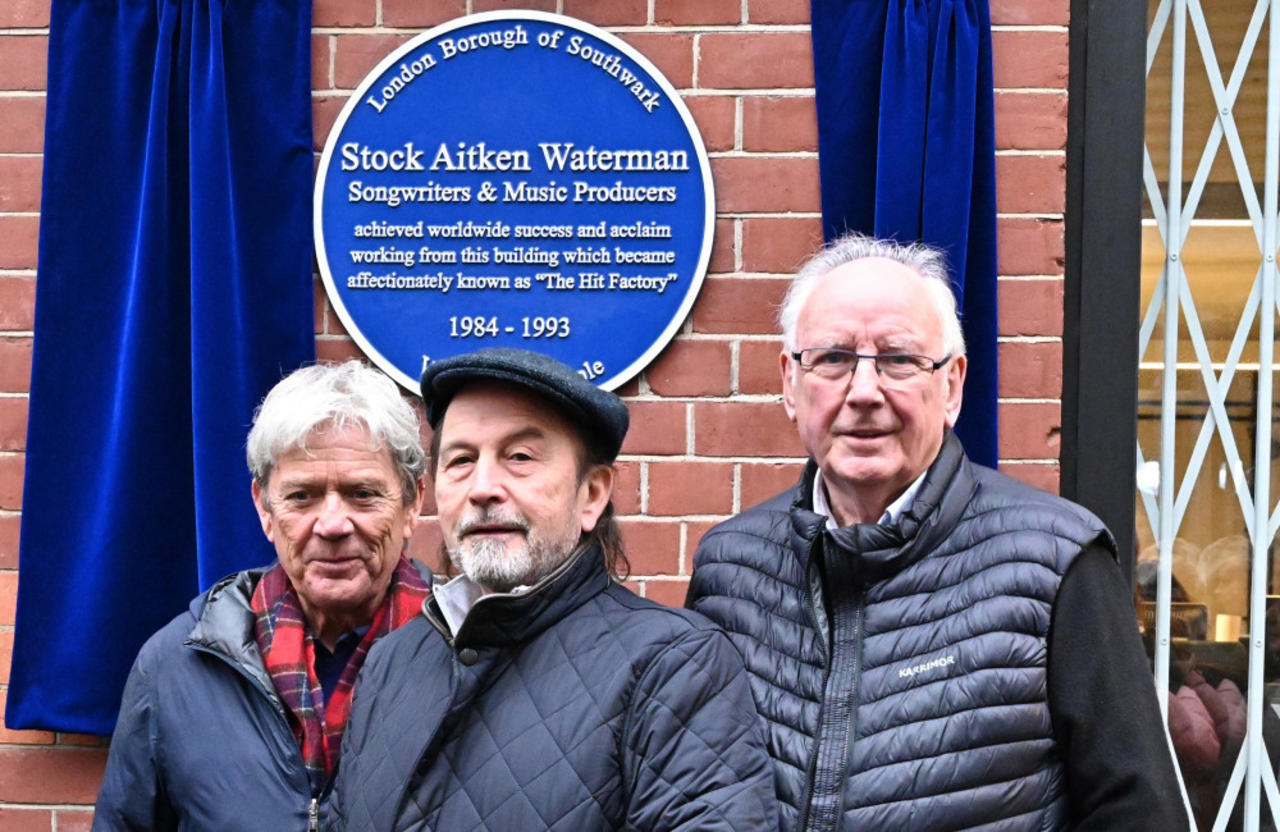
[186,642,323,830]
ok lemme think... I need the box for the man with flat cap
[333,347,776,832]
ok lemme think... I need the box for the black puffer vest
[688,433,1112,832]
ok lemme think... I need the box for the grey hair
[778,232,967,357]
[246,361,425,504]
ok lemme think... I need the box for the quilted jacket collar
[427,541,612,650]
[788,430,975,587]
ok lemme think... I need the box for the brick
[693,401,806,457]
[0,515,17,569]
[712,156,821,213]
[692,277,790,335]
[995,91,1067,150]
[647,339,732,396]
[655,0,740,25]
[474,0,556,10]
[620,519,681,575]
[0,808,51,832]
[0,278,36,331]
[999,461,1060,493]
[313,95,349,151]
[685,520,719,557]
[59,733,108,747]
[741,216,823,273]
[0,154,42,214]
[741,461,805,507]
[0,338,33,392]
[406,521,446,574]
[743,96,817,152]
[314,337,363,364]
[313,281,328,334]
[334,35,414,89]
[382,0,467,27]
[311,35,330,91]
[619,34,694,89]
[612,460,642,514]
[0,747,107,804]
[709,218,735,273]
[0,698,53,746]
[684,95,735,153]
[999,278,1063,336]
[738,339,784,395]
[614,377,641,398]
[0,97,44,153]
[52,813,91,832]
[0,454,21,510]
[0,36,48,91]
[748,0,809,24]
[995,153,1066,214]
[993,30,1068,90]
[649,460,734,515]
[699,33,814,89]
[0,1,50,28]
[998,340,1063,399]
[0,215,39,270]
[642,579,690,607]
[997,217,1064,275]
[998,401,1061,459]
[619,401,687,455]
[991,0,1068,26]
[0,397,27,451]
[313,0,374,26]
[0,628,10,683]
[565,0,647,26]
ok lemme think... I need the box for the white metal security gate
[1143,0,1280,828]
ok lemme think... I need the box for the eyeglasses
[791,348,951,385]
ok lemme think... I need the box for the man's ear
[943,354,967,428]
[781,350,798,422]
[251,480,274,541]
[579,464,615,534]
[402,475,427,541]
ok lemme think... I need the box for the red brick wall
[0,0,1070,820]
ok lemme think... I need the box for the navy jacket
[335,543,777,831]
[688,433,1185,831]
[94,568,325,832]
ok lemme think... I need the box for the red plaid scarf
[251,556,429,792]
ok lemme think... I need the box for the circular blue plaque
[315,11,714,391]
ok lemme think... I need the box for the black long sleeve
[1048,543,1190,830]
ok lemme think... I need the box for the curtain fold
[810,0,999,467]
[7,0,315,734]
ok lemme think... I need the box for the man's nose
[313,492,354,538]
[467,456,508,505]
[845,356,885,404]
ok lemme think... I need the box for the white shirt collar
[811,467,928,530]
[432,573,485,637]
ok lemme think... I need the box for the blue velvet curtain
[810,0,998,466]
[7,0,316,734]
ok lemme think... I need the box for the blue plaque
[315,11,714,391]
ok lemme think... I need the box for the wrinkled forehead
[799,259,945,345]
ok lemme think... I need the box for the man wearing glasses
[686,233,1185,831]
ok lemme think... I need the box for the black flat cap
[421,347,629,462]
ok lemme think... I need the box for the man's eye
[445,455,473,469]
[815,351,848,365]
[284,490,311,502]
[882,354,916,366]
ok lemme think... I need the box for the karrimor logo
[897,654,956,679]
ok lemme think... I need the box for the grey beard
[447,509,579,593]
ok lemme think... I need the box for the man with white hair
[686,233,1185,831]
[94,361,430,831]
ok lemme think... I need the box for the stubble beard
[446,507,580,593]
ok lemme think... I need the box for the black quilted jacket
[334,544,778,831]
[687,433,1111,832]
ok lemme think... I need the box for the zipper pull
[309,797,319,832]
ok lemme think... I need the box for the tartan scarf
[251,555,429,792]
